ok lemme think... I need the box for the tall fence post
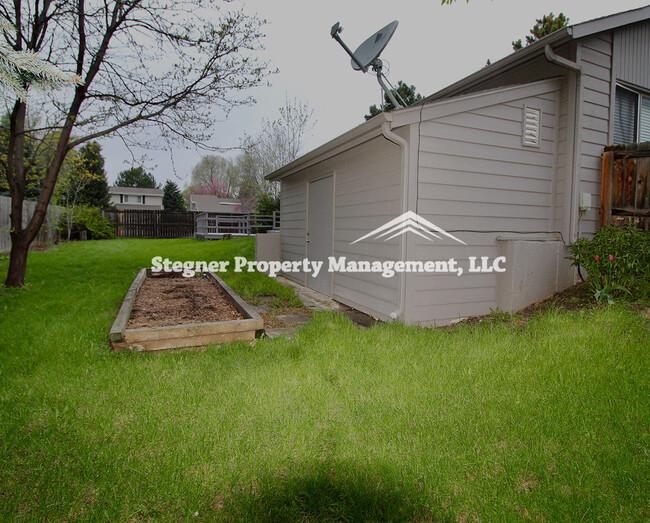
[600,150,615,227]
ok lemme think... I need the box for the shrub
[58,205,115,240]
[255,192,279,216]
[568,224,650,302]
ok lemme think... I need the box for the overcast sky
[99,0,650,187]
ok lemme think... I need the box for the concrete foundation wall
[255,231,281,265]
[496,239,575,312]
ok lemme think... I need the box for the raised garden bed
[110,269,263,352]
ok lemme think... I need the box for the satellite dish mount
[331,20,406,109]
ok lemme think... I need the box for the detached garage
[265,6,650,325]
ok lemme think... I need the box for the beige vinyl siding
[577,34,613,235]
[332,136,402,320]
[407,80,562,325]
[553,79,572,234]
[279,182,307,270]
[279,135,402,320]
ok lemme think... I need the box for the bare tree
[1,0,270,286]
[190,155,238,197]
[237,95,314,201]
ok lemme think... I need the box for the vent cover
[522,106,541,147]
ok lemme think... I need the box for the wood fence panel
[103,210,196,238]
[601,143,650,230]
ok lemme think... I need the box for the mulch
[127,272,243,329]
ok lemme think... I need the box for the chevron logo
[350,211,466,245]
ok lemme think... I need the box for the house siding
[407,80,563,325]
[279,135,402,320]
[577,33,613,235]
[612,20,650,89]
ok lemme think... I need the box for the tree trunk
[5,234,29,287]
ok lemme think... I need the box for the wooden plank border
[109,268,264,352]
[109,268,147,343]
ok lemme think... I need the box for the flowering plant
[567,224,650,302]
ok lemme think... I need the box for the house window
[614,85,650,144]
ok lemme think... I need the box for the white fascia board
[570,5,650,39]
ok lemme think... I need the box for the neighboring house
[109,186,164,210]
[266,6,650,326]
[188,195,243,213]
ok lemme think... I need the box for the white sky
[100,0,650,187]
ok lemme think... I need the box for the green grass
[0,238,648,521]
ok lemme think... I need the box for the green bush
[58,205,115,240]
[568,224,650,302]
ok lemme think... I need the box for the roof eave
[421,28,572,104]
[265,112,392,181]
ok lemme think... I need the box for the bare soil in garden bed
[127,272,244,329]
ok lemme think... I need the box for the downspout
[381,117,409,321]
[544,44,583,243]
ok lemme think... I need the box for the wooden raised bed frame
[110,269,264,352]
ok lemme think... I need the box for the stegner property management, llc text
[151,255,507,279]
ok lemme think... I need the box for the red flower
[609,255,614,261]
[595,255,600,261]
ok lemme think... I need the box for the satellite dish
[330,20,406,109]
[350,20,399,71]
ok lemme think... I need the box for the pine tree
[512,13,569,51]
[77,142,110,208]
[365,81,422,121]
[163,180,185,211]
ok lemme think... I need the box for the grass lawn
[0,238,648,521]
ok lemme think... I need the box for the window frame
[614,83,650,144]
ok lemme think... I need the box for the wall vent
[522,106,541,147]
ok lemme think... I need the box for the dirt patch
[127,272,244,329]
[445,283,596,330]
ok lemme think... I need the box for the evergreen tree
[512,13,569,51]
[163,180,185,211]
[77,142,110,208]
[115,167,158,188]
[365,81,423,121]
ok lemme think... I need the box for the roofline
[266,112,391,181]
[422,5,650,104]
[108,186,163,195]
[420,29,571,104]
[570,4,650,38]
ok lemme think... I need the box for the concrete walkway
[274,276,341,311]
[261,277,378,339]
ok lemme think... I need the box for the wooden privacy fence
[103,209,196,238]
[601,142,650,230]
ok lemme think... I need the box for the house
[264,6,650,326]
[188,195,243,213]
[108,186,164,210]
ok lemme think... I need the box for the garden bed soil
[128,272,243,329]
